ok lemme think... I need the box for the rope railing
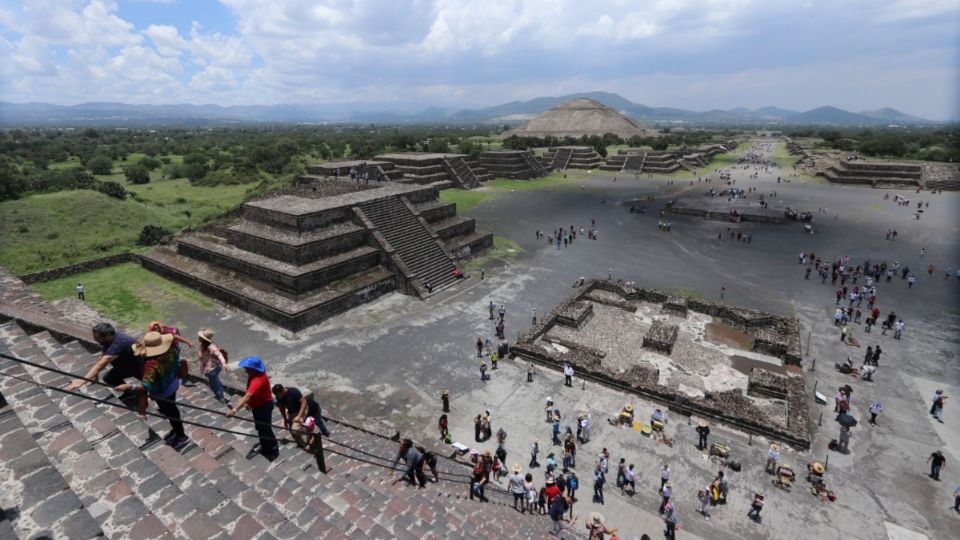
[0,350,478,484]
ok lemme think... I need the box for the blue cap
[238,356,266,373]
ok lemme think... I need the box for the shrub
[86,155,113,175]
[124,163,150,184]
[137,225,171,246]
[138,156,162,171]
[95,180,127,200]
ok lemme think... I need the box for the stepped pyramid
[0,269,550,539]
[500,98,657,140]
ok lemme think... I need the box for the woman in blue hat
[226,356,279,460]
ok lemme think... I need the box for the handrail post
[315,434,328,474]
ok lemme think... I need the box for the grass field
[440,169,589,212]
[0,179,253,274]
[32,262,215,328]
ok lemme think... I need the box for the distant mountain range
[0,92,942,127]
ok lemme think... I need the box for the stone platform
[142,179,492,331]
[666,193,789,224]
[478,150,548,179]
[375,152,493,189]
[540,146,602,170]
[511,279,809,448]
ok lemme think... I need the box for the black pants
[565,376,572,387]
[155,392,185,438]
[698,434,708,449]
[103,363,143,387]
[252,402,279,458]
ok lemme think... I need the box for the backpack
[568,476,578,490]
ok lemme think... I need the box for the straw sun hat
[133,331,173,357]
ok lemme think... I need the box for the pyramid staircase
[621,153,645,172]
[357,198,457,295]
[547,148,573,170]
[0,321,560,539]
[442,157,481,190]
[519,152,549,178]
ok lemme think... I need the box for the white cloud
[0,0,956,119]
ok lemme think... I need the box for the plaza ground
[45,140,960,539]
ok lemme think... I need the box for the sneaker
[162,430,177,442]
[168,435,189,448]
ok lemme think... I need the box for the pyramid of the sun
[500,98,657,139]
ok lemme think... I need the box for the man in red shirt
[226,356,279,460]
[544,477,562,506]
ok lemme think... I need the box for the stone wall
[19,253,142,284]
[510,278,811,449]
[225,227,369,266]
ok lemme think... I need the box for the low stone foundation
[511,279,810,449]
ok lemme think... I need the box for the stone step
[141,249,395,332]
[177,236,381,295]
[17,331,237,540]
[0,323,175,539]
[30,331,308,540]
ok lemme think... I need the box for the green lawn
[32,263,215,328]
[0,180,252,274]
[440,169,589,211]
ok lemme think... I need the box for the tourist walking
[696,420,710,450]
[663,500,678,540]
[476,337,483,357]
[227,356,279,461]
[593,462,606,504]
[564,364,574,387]
[197,328,228,405]
[67,323,142,391]
[928,450,946,481]
[273,384,329,447]
[113,331,187,448]
[548,495,571,536]
[76,283,84,301]
[931,390,947,423]
[441,389,450,412]
[585,512,616,539]
[869,400,883,425]
[747,491,765,523]
[508,464,526,512]
[954,482,960,512]
[658,481,672,514]
[660,464,671,490]
[530,440,540,468]
[390,438,426,487]
[698,484,712,519]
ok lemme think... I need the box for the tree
[138,156,161,171]
[137,225,170,246]
[95,180,127,200]
[0,161,30,201]
[123,163,150,184]
[86,155,113,175]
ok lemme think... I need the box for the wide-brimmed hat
[590,512,604,524]
[134,331,174,357]
[812,462,825,474]
[624,404,634,413]
[483,450,492,457]
[239,356,266,373]
[546,477,555,484]
[198,328,215,342]
[512,463,522,473]
[442,389,449,396]
[770,443,781,452]
[698,420,708,427]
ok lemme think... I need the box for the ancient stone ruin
[540,146,603,170]
[142,178,491,331]
[821,160,923,188]
[478,149,548,179]
[601,143,734,174]
[512,279,810,448]
[499,98,657,140]
[308,154,494,190]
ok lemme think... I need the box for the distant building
[499,98,658,140]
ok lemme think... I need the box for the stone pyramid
[500,98,657,139]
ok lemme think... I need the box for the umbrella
[836,413,858,428]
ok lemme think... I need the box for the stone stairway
[0,321,554,539]
[621,154,644,172]
[550,148,573,170]
[520,152,549,178]
[357,198,457,294]
[442,157,480,190]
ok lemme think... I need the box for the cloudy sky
[1,0,958,119]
